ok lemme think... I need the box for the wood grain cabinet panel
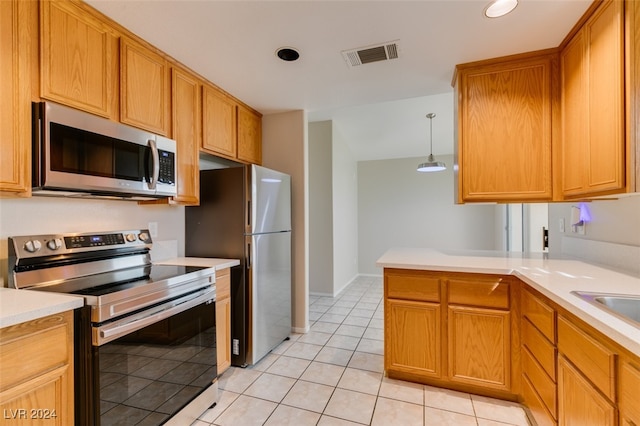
[448,276,510,309]
[619,359,640,425]
[557,315,615,400]
[120,37,170,135]
[215,268,231,375]
[171,66,201,205]
[454,53,555,202]
[522,289,556,343]
[558,355,616,426]
[522,374,557,426]
[40,0,118,119]
[237,104,262,165]
[522,317,556,380]
[0,312,74,425]
[0,0,34,195]
[448,306,510,391]
[561,0,625,197]
[385,299,441,379]
[385,269,441,303]
[202,84,237,159]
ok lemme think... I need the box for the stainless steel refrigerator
[185,165,292,367]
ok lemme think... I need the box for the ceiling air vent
[342,40,400,67]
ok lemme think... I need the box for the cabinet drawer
[0,314,70,391]
[522,289,556,343]
[385,270,440,303]
[448,277,509,309]
[522,318,556,380]
[522,346,556,418]
[216,268,231,300]
[522,374,557,426]
[620,359,640,424]
[557,315,615,400]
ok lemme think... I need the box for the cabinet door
[561,0,625,197]
[557,356,616,426]
[216,296,231,375]
[456,55,554,202]
[0,0,33,194]
[40,0,118,119]
[385,299,441,379]
[620,359,640,425]
[171,67,200,205]
[202,85,237,158]
[0,312,74,425]
[120,37,170,135]
[237,104,262,165]
[448,305,510,390]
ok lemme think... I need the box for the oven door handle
[94,287,215,345]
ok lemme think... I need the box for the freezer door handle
[247,200,251,228]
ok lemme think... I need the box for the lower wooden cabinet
[383,269,517,399]
[448,306,510,391]
[0,311,74,425]
[385,299,441,379]
[620,359,640,425]
[557,355,616,426]
[215,268,232,375]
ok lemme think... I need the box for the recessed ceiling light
[483,0,518,18]
[276,47,300,62]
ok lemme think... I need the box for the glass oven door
[75,299,217,426]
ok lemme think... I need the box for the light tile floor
[193,276,531,426]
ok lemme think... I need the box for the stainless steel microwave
[32,101,177,200]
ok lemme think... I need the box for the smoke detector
[341,40,400,68]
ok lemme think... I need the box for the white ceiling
[87,0,591,161]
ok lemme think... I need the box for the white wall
[358,155,498,275]
[262,110,309,333]
[548,195,640,276]
[331,125,358,294]
[308,121,334,295]
[0,197,184,284]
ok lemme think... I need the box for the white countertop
[0,287,84,329]
[154,257,240,270]
[377,247,640,357]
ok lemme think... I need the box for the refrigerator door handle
[246,241,251,269]
[247,200,251,228]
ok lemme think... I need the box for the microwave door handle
[148,139,159,190]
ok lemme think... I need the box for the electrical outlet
[148,222,158,238]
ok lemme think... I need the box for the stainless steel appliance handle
[149,139,159,190]
[94,287,215,345]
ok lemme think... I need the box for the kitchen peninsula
[377,248,640,426]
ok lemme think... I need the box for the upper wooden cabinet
[454,52,556,203]
[40,0,118,120]
[237,104,262,165]
[0,0,35,196]
[171,66,201,205]
[561,0,625,198]
[202,84,237,159]
[120,37,171,136]
[202,84,263,165]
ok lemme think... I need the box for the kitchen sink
[572,291,640,327]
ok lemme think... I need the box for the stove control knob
[125,233,137,242]
[24,239,42,253]
[46,238,63,251]
[138,232,151,243]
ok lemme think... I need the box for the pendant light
[417,113,446,172]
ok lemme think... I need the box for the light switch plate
[559,218,565,233]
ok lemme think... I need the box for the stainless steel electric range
[8,229,218,426]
